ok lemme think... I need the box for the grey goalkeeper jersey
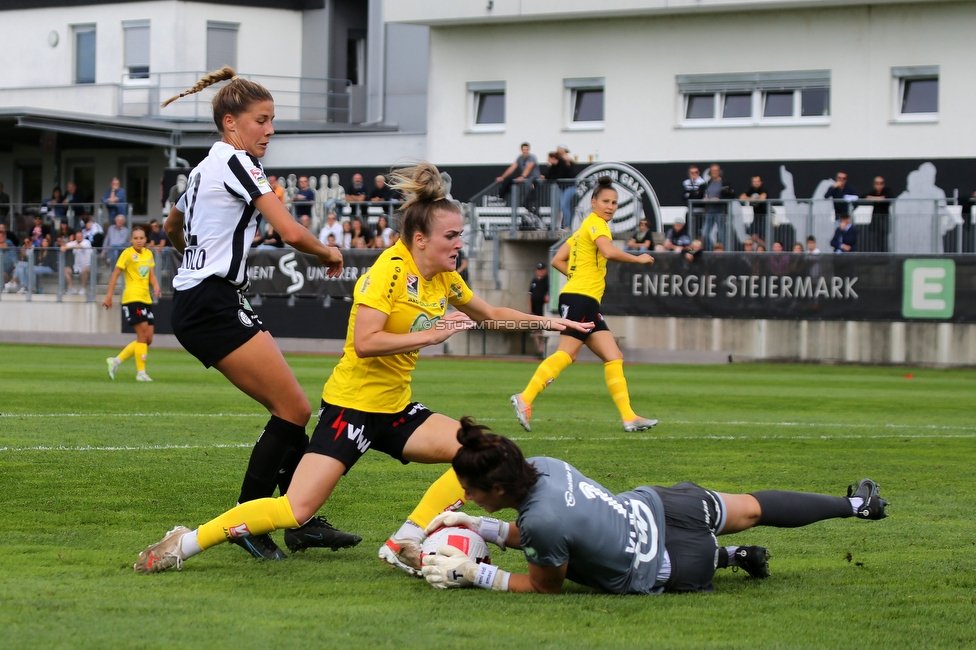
[517,457,667,595]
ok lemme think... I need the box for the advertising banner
[244,249,382,297]
[600,253,976,322]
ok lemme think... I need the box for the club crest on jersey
[406,274,419,299]
[238,310,253,327]
[132,253,139,261]
[439,297,446,310]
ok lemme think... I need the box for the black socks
[238,416,309,504]
[751,490,852,527]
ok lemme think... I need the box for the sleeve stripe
[226,154,264,201]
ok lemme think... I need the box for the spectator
[768,241,790,275]
[12,234,56,293]
[823,172,857,219]
[372,215,394,249]
[528,262,549,355]
[268,175,286,202]
[82,215,103,248]
[712,241,725,252]
[683,239,704,263]
[682,165,706,202]
[0,222,19,247]
[55,220,74,245]
[318,211,343,245]
[626,217,654,251]
[324,173,346,214]
[864,176,893,252]
[326,233,337,248]
[743,239,755,252]
[252,224,284,249]
[369,175,393,203]
[655,216,691,252]
[542,146,576,228]
[346,173,368,217]
[496,142,540,207]
[293,176,315,220]
[702,164,735,251]
[771,241,784,252]
[146,218,169,279]
[31,215,52,245]
[755,244,767,252]
[0,181,10,217]
[102,214,130,265]
[61,181,87,228]
[102,177,128,220]
[0,229,15,286]
[299,214,312,232]
[43,187,68,220]
[806,236,820,254]
[792,242,804,253]
[339,219,352,249]
[349,218,371,248]
[62,229,93,294]
[830,214,857,252]
[740,175,768,246]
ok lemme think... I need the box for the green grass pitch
[1,343,974,649]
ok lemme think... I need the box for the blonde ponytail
[161,67,273,133]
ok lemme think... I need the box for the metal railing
[120,71,352,123]
[2,203,135,239]
[672,198,975,254]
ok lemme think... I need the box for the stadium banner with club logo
[600,253,976,322]
[245,248,382,296]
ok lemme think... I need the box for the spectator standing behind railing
[293,176,314,220]
[702,164,735,251]
[147,218,169,278]
[102,214,130,265]
[268,175,286,202]
[496,142,540,207]
[370,174,393,204]
[82,215,103,248]
[346,173,368,217]
[541,146,576,229]
[830,214,857,253]
[102,177,128,220]
[740,175,768,247]
[62,229,92,294]
[864,176,893,252]
[823,172,857,219]
[43,188,68,220]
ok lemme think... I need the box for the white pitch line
[0,412,265,418]
[0,442,253,452]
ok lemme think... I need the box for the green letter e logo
[902,259,955,319]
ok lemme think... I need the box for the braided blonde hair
[388,162,459,244]
[161,67,273,132]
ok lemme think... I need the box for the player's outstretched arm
[507,563,567,594]
[456,294,592,335]
[255,194,343,276]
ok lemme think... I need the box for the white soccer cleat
[106,357,121,380]
[510,394,532,432]
[623,416,659,432]
[134,526,191,574]
[136,371,153,382]
[378,537,423,578]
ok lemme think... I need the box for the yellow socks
[117,341,137,362]
[605,359,638,421]
[522,350,573,405]
[196,495,300,550]
[406,468,466,530]
[134,342,148,372]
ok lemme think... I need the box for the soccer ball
[421,526,491,565]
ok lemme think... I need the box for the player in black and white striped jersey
[162,68,358,560]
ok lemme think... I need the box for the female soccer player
[421,418,889,594]
[511,176,658,433]
[134,162,591,574]
[159,68,357,560]
[103,227,161,382]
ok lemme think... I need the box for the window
[347,29,366,85]
[206,21,238,71]
[73,24,96,84]
[678,70,830,126]
[565,77,604,129]
[123,20,150,80]
[467,81,505,130]
[893,66,938,118]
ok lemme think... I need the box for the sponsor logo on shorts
[238,310,253,327]
[406,274,419,299]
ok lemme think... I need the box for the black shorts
[558,293,610,342]
[171,276,267,368]
[122,302,154,326]
[306,400,435,471]
[651,482,727,593]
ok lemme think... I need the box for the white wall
[422,2,975,166]
[261,132,427,169]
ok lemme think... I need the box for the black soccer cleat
[284,516,363,553]
[847,478,888,520]
[734,545,771,579]
[229,533,288,560]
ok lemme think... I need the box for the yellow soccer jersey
[561,213,612,303]
[116,246,154,305]
[323,239,473,413]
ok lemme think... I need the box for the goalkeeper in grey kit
[422,418,889,594]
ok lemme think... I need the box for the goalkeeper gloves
[421,546,510,591]
[425,512,510,550]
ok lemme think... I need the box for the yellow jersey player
[103,226,161,382]
[134,161,590,574]
[511,175,658,432]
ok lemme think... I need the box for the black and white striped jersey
[173,141,272,291]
